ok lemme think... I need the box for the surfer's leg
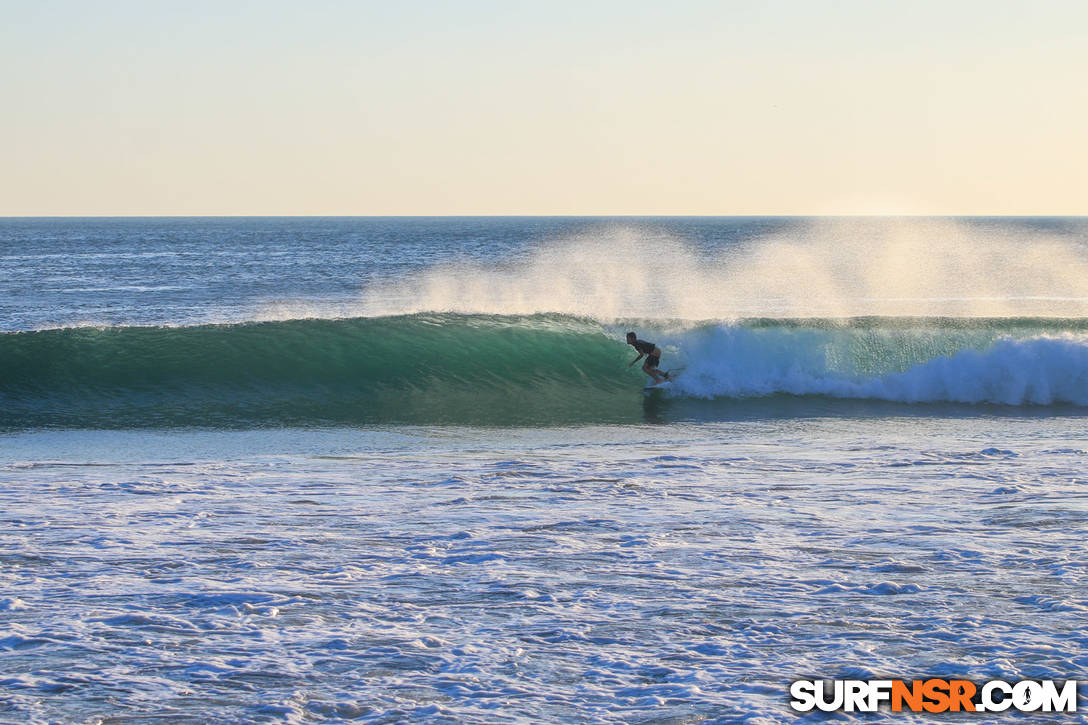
[643,360,665,383]
[649,352,667,382]
[650,353,673,381]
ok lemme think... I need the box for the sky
[1,0,1086,216]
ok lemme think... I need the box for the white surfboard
[643,370,680,390]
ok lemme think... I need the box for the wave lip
[2,314,1087,429]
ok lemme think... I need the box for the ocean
[2,216,1087,723]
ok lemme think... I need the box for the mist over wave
[309,218,1088,320]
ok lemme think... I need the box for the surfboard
[643,370,680,390]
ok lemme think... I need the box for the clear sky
[2,0,1086,215]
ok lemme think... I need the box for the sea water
[2,217,1087,723]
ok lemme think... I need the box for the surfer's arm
[628,353,645,367]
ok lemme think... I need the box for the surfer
[626,332,671,384]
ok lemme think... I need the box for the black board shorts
[646,353,661,369]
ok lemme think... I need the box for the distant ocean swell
[2,314,1087,428]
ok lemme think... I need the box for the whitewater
[2,217,1087,723]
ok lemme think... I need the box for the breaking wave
[2,314,1087,428]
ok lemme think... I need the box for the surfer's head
[626,332,637,344]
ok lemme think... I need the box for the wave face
[2,315,1088,428]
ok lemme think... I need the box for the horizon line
[2,213,1086,220]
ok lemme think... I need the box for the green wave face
[0,315,645,428]
[3,314,1088,429]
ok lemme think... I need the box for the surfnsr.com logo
[790,679,1081,713]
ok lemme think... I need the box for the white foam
[668,326,1088,405]
[3,422,1088,721]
